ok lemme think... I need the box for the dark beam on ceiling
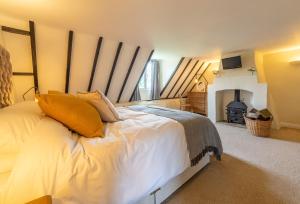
[29,21,39,93]
[65,30,74,93]
[88,36,103,92]
[12,72,34,76]
[173,60,200,98]
[129,49,154,102]
[1,26,30,36]
[160,57,184,97]
[179,62,205,96]
[166,58,193,98]
[117,46,140,103]
[105,42,123,96]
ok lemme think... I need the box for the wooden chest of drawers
[186,92,207,115]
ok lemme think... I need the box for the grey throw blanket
[129,105,223,166]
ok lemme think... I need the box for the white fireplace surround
[208,75,267,123]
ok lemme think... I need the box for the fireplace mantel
[207,75,267,122]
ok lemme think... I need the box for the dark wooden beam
[1,26,30,36]
[29,21,39,93]
[166,58,193,98]
[186,63,211,95]
[160,57,184,97]
[179,62,205,96]
[129,49,154,102]
[105,42,123,96]
[173,60,199,98]
[117,46,140,103]
[88,36,103,92]
[13,72,34,76]
[65,30,74,93]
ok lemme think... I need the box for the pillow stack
[77,90,120,122]
[37,90,120,138]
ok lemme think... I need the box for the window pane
[138,61,152,100]
[137,60,161,101]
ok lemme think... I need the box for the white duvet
[0,102,190,204]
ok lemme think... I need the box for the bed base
[138,153,210,204]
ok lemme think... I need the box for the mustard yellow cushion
[48,90,64,95]
[26,195,52,204]
[37,94,104,138]
[77,91,120,122]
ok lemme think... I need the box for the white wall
[158,58,182,88]
[218,50,256,77]
[207,50,268,123]
[0,13,153,103]
[208,75,268,123]
[263,49,300,129]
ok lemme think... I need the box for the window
[139,62,152,90]
[137,60,161,101]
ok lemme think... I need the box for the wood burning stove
[226,90,247,124]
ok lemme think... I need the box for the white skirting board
[280,122,300,130]
[138,153,210,204]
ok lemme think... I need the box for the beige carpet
[165,123,300,204]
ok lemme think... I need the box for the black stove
[226,90,247,124]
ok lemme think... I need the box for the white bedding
[0,102,190,204]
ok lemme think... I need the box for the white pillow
[77,90,120,122]
[0,101,43,154]
[0,153,17,174]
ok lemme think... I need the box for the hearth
[226,90,247,124]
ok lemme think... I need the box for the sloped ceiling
[1,0,300,58]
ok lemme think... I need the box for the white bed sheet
[0,172,10,191]
[0,103,190,204]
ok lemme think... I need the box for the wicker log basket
[244,116,273,137]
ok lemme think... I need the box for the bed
[0,101,222,204]
[0,20,224,203]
